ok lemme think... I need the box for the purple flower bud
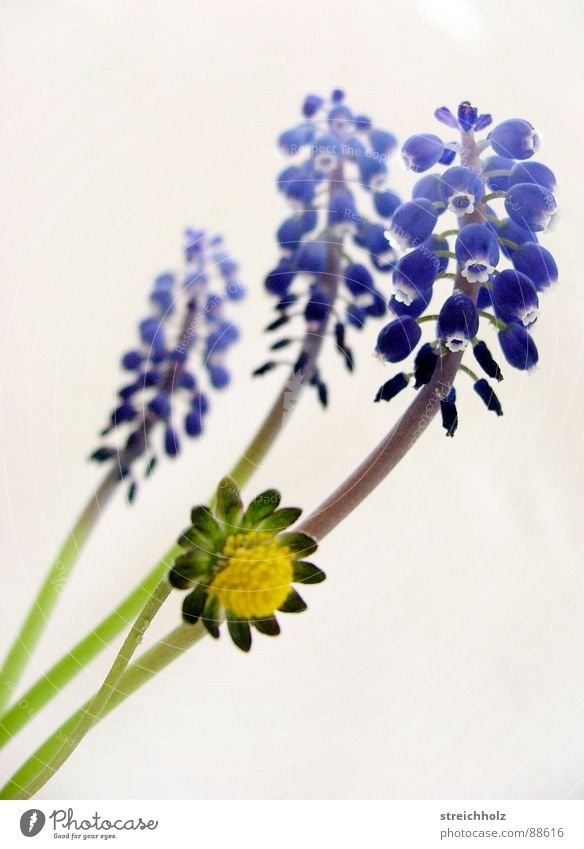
[391,199,438,248]
[402,133,444,173]
[392,248,437,305]
[375,317,422,363]
[437,293,479,352]
[498,323,538,371]
[508,161,556,191]
[505,183,557,232]
[481,155,514,192]
[492,269,539,326]
[511,242,558,291]
[489,118,539,160]
[439,166,484,216]
[455,223,500,284]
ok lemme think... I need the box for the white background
[0,0,583,800]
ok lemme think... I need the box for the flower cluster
[255,89,402,403]
[169,478,324,651]
[373,101,558,433]
[92,230,244,499]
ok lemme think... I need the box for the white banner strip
[0,800,582,847]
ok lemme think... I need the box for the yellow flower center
[209,531,293,619]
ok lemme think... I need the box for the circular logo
[19,810,46,837]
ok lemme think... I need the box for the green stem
[2,580,171,800]
[0,623,205,800]
[478,309,507,331]
[0,550,173,748]
[0,468,119,714]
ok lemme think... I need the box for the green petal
[252,615,281,637]
[258,507,302,533]
[241,489,281,528]
[202,595,222,638]
[215,477,243,530]
[182,585,208,625]
[190,505,222,542]
[177,526,211,550]
[278,588,307,614]
[227,614,252,652]
[293,561,326,585]
[278,532,318,557]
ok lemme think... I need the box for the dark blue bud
[511,242,558,291]
[422,234,450,274]
[457,101,478,132]
[111,403,137,426]
[392,248,437,306]
[498,323,538,371]
[346,303,367,328]
[304,287,330,323]
[440,387,458,437]
[150,288,174,313]
[374,372,409,403]
[164,426,180,457]
[474,113,492,131]
[179,371,197,390]
[375,317,422,363]
[455,223,499,284]
[489,118,539,160]
[153,272,174,291]
[509,161,556,191]
[473,340,503,381]
[118,382,138,401]
[91,447,117,463]
[193,392,210,415]
[277,165,302,192]
[505,183,557,232]
[328,188,357,228]
[391,199,438,248]
[438,143,457,166]
[225,280,246,301]
[492,269,539,326]
[439,166,484,216]
[474,379,503,416]
[300,208,318,234]
[369,128,397,156]
[374,190,401,219]
[184,410,203,437]
[331,88,345,102]
[265,260,296,297]
[277,216,307,252]
[402,133,444,173]
[302,94,323,117]
[139,317,165,350]
[142,369,161,387]
[296,240,327,274]
[354,114,372,132]
[482,155,514,192]
[492,217,538,258]
[328,104,354,137]
[149,392,171,419]
[437,293,479,352]
[413,342,437,388]
[209,364,231,389]
[389,290,430,319]
[412,173,443,207]
[477,286,493,309]
[121,350,143,370]
[278,124,313,154]
[360,223,396,266]
[358,157,388,190]
[365,289,386,318]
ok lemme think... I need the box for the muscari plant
[0,95,559,799]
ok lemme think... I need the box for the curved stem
[0,249,341,745]
[2,579,170,800]
[0,622,204,800]
[0,467,120,714]
[0,550,173,748]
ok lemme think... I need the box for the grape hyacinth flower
[92,230,244,500]
[258,89,401,403]
[374,100,559,427]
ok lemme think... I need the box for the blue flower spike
[374,100,558,426]
[92,230,244,500]
[257,90,401,402]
